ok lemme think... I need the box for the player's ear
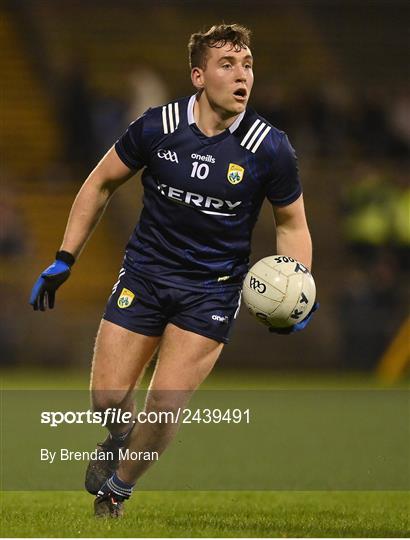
[191,67,205,90]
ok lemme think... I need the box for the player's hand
[269,302,319,335]
[29,251,75,311]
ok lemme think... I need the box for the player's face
[195,43,254,116]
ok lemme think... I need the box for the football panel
[245,262,288,295]
[267,273,304,327]
[261,255,310,278]
[242,269,287,311]
[271,272,316,327]
[243,256,316,329]
[242,268,285,327]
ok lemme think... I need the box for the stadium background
[1,0,409,378]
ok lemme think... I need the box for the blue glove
[269,302,319,335]
[30,251,74,311]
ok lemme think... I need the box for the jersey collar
[187,94,246,135]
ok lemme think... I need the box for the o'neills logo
[191,153,215,164]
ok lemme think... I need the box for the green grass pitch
[1,368,409,537]
[1,491,409,537]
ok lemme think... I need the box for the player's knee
[145,389,188,418]
[91,389,130,413]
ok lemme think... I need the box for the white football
[242,255,316,328]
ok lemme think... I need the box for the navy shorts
[103,268,242,344]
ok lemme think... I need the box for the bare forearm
[59,178,112,259]
[276,225,312,270]
[58,147,134,259]
[273,196,313,270]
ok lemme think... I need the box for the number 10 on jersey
[191,161,210,179]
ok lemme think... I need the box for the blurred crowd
[2,60,409,372]
[57,61,169,179]
[253,81,409,370]
[253,81,410,162]
[56,65,410,178]
[52,69,410,372]
[338,165,409,369]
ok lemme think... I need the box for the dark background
[1,0,409,375]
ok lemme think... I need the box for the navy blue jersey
[115,95,302,291]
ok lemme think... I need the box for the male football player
[30,24,316,517]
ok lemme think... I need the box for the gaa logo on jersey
[117,288,135,309]
[227,163,245,185]
[157,148,179,163]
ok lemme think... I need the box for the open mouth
[233,88,247,99]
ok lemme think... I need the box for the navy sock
[99,472,135,500]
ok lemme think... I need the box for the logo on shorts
[117,288,135,309]
[227,163,244,185]
[211,314,229,324]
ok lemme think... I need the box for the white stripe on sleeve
[240,119,260,147]
[245,122,266,150]
[167,103,174,133]
[251,125,272,153]
[162,106,168,134]
[174,102,179,128]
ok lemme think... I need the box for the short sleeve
[115,110,150,171]
[266,134,302,206]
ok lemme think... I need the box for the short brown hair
[188,23,251,70]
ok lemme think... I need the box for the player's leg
[87,268,169,496]
[90,319,161,433]
[86,319,161,496]
[94,284,240,515]
[115,323,224,484]
[91,269,168,434]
